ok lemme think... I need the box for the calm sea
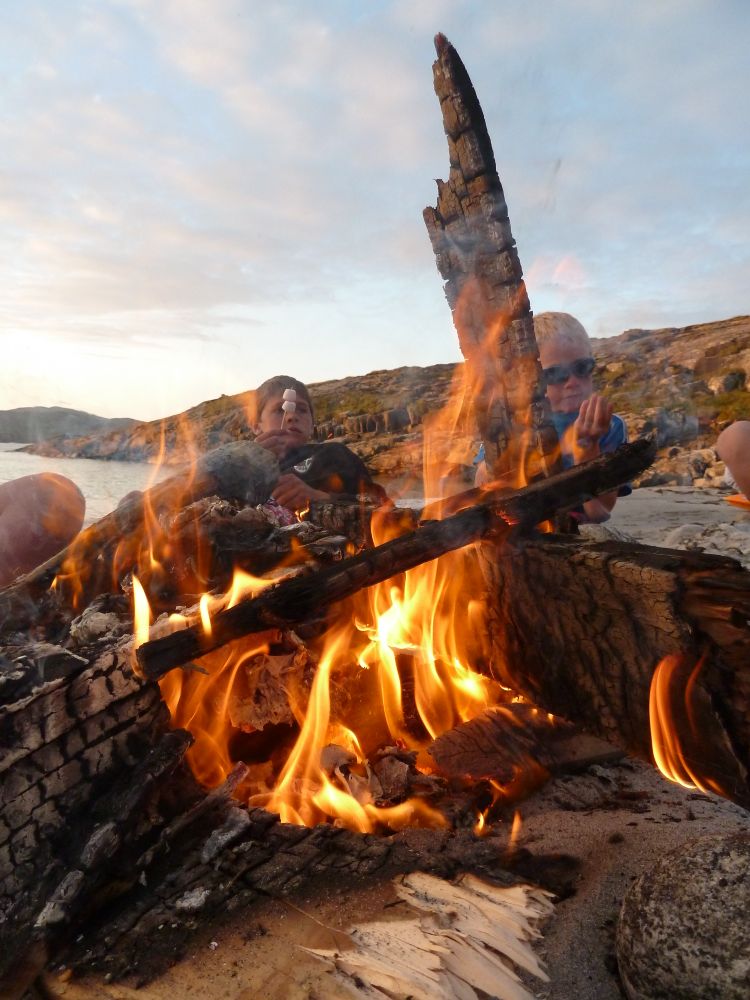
[0,444,169,526]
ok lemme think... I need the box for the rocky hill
[22,315,750,491]
[0,406,135,443]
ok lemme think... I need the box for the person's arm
[573,395,620,522]
[272,474,329,510]
[716,421,750,499]
[271,444,388,512]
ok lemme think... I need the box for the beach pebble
[617,831,750,1000]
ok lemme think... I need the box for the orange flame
[129,340,559,832]
[649,654,723,796]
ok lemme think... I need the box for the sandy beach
[598,485,750,567]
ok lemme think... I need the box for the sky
[0,0,748,421]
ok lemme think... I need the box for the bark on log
[0,442,279,634]
[138,439,655,680]
[480,535,750,807]
[424,34,560,482]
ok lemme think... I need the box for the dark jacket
[280,443,388,503]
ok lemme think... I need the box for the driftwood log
[137,438,655,680]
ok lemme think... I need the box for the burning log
[137,438,655,680]
[428,705,624,785]
[0,441,279,634]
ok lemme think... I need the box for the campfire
[1,33,749,1000]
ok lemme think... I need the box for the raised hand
[575,394,613,454]
[254,429,301,460]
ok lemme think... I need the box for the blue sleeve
[599,415,632,496]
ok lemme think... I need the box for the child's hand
[575,394,612,453]
[254,429,300,459]
[272,474,329,511]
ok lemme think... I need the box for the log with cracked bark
[479,535,750,807]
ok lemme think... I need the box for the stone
[708,369,746,393]
[616,831,750,1000]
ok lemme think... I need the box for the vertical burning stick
[281,387,296,430]
[423,34,561,484]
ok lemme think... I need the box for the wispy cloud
[0,0,747,417]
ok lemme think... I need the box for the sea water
[0,444,169,525]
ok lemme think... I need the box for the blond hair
[534,312,592,355]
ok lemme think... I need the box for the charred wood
[428,705,624,784]
[56,809,520,988]
[424,34,560,482]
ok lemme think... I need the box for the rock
[0,473,86,587]
[655,408,700,447]
[708,369,746,393]
[617,831,750,1000]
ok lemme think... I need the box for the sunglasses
[542,357,596,386]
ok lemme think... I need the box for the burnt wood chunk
[428,705,624,783]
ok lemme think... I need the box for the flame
[125,337,562,834]
[132,574,151,648]
[199,593,213,636]
[649,654,724,796]
[474,808,488,836]
[508,809,523,853]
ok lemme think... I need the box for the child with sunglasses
[475,312,629,522]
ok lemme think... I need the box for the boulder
[617,831,750,1000]
[654,409,700,447]
[708,369,746,393]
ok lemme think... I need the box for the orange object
[725,493,750,510]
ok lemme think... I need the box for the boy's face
[257,391,314,445]
[540,338,594,414]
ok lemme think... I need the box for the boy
[475,312,629,522]
[250,376,387,518]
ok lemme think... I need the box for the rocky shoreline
[19,314,750,493]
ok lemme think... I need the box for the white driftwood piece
[306,872,553,1000]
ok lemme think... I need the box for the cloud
[0,0,747,419]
